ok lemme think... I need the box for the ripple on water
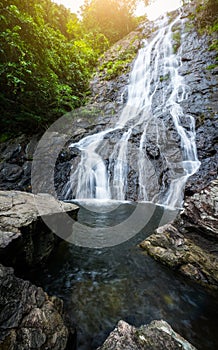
[35,203,218,350]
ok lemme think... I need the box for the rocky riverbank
[0,191,78,349]
[0,190,78,268]
[140,178,218,289]
[0,190,202,350]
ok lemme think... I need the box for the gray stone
[140,178,218,289]
[0,163,23,182]
[97,320,197,350]
[0,264,69,350]
[183,178,218,235]
[0,190,78,267]
[0,230,21,248]
[0,190,78,234]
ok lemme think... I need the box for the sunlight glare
[53,1,182,20]
[53,0,84,14]
[145,0,182,20]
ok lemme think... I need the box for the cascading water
[64,14,200,208]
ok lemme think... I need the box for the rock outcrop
[0,190,78,268]
[0,264,70,350]
[140,178,218,289]
[0,134,37,192]
[97,320,196,350]
[182,178,218,237]
[0,192,78,349]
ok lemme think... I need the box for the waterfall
[64,14,200,208]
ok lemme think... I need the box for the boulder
[140,223,218,288]
[0,264,70,350]
[0,190,78,268]
[140,178,218,289]
[97,320,197,350]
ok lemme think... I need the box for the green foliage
[194,0,218,31]
[81,0,138,45]
[209,39,218,51]
[103,60,130,80]
[160,74,170,82]
[206,63,218,70]
[0,0,111,135]
[172,31,181,53]
[98,37,139,80]
[0,133,11,143]
[0,0,139,136]
[184,20,195,33]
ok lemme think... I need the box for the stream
[35,202,218,350]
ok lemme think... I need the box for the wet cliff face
[56,5,217,201]
[0,3,217,199]
[177,8,217,195]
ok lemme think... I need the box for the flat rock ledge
[0,263,70,350]
[140,179,218,289]
[0,190,78,267]
[97,320,197,350]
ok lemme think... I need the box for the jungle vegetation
[0,0,217,137]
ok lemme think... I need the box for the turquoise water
[35,203,218,350]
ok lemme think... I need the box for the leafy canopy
[3,0,216,137]
[81,0,139,44]
[0,0,110,135]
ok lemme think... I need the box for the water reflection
[65,200,178,248]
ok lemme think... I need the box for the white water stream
[65,14,200,208]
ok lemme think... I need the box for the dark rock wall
[178,12,218,194]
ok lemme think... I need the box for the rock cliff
[0,5,216,198]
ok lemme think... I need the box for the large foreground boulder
[0,190,78,268]
[0,264,70,350]
[140,178,218,289]
[97,320,196,350]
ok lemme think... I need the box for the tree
[0,0,148,137]
[0,0,97,135]
[81,0,139,44]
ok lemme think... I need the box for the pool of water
[34,202,218,350]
